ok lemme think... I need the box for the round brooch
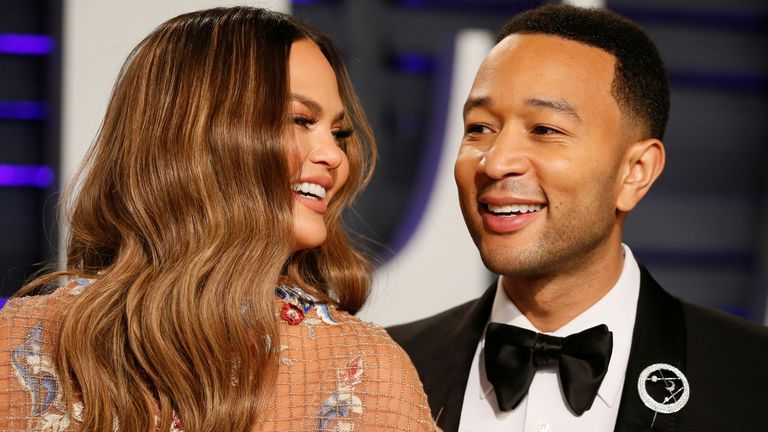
[637,363,690,414]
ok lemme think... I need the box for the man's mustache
[477,178,545,199]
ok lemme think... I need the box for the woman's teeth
[487,203,543,215]
[292,182,327,200]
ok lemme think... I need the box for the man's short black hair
[497,4,669,139]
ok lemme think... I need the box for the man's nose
[478,129,531,179]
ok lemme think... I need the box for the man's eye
[531,125,561,135]
[466,124,490,135]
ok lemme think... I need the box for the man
[389,5,768,432]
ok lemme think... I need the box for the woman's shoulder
[0,278,91,378]
[0,278,91,367]
[1,278,90,327]
[273,284,438,430]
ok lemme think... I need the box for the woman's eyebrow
[291,93,345,122]
[291,93,322,114]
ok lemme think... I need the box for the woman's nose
[308,131,343,169]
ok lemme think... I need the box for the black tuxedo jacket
[388,267,768,431]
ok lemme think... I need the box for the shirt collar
[480,244,641,408]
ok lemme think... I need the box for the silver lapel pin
[637,363,690,429]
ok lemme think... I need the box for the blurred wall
[361,29,492,326]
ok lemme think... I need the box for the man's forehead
[483,34,615,74]
[471,33,618,100]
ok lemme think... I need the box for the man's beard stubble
[474,194,617,279]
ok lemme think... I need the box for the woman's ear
[616,138,665,212]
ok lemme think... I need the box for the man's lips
[479,201,546,234]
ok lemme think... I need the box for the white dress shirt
[459,244,641,432]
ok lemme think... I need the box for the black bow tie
[484,323,613,415]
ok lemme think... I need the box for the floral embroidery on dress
[9,279,185,432]
[316,357,364,432]
[12,322,60,415]
[280,303,305,325]
[69,277,93,295]
[170,411,184,432]
[11,322,75,431]
[278,344,293,366]
[276,284,337,326]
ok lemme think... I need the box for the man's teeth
[487,204,543,215]
[292,182,327,200]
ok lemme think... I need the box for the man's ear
[616,138,665,212]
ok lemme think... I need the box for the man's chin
[478,245,545,277]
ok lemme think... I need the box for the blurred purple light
[0,100,48,120]
[0,165,55,188]
[0,297,5,309]
[395,0,541,12]
[395,54,435,75]
[0,34,53,55]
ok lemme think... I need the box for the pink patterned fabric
[0,280,439,431]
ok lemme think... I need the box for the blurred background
[0,0,766,326]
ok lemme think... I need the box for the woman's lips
[295,193,328,214]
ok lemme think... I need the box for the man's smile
[479,201,546,234]
[485,203,544,216]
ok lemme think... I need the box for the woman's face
[288,39,350,251]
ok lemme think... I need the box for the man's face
[455,33,629,277]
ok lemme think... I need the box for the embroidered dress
[0,280,438,431]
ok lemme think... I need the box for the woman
[0,7,437,432]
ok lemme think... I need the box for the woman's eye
[332,129,353,151]
[332,129,353,141]
[292,115,317,128]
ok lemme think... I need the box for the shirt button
[536,422,551,432]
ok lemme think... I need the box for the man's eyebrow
[463,96,491,118]
[291,93,345,122]
[525,98,581,122]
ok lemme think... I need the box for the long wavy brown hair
[16,7,375,432]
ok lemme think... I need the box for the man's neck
[502,242,625,332]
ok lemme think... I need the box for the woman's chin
[291,230,327,252]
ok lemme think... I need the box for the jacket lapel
[425,282,496,431]
[614,266,686,432]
